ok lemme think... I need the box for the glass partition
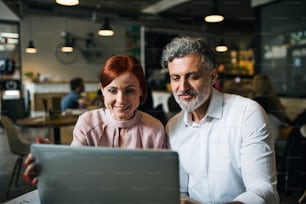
[0,20,23,117]
[259,0,306,97]
[0,20,21,98]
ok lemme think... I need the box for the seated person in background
[23,55,167,186]
[251,74,291,141]
[61,77,89,112]
[161,36,279,203]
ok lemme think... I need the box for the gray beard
[173,91,208,112]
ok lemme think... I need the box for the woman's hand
[23,153,39,186]
[23,137,52,186]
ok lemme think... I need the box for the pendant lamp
[98,18,114,36]
[215,39,228,52]
[204,0,224,23]
[61,33,74,53]
[25,18,37,54]
[56,0,79,6]
[25,40,37,53]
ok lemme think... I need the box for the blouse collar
[105,109,141,128]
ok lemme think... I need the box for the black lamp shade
[28,40,35,48]
[204,0,224,23]
[61,34,74,52]
[216,39,228,52]
[98,18,114,36]
[25,40,37,53]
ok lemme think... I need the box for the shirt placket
[200,119,213,203]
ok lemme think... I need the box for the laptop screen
[31,144,180,204]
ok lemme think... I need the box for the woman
[24,55,166,185]
[251,74,291,143]
[251,74,290,124]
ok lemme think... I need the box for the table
[17,115,78,144]
[4,190,201,204]
[5,190,40,204]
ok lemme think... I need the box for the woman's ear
[100,84,105,95]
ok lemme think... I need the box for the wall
[21,16,136,82]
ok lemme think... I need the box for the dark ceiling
[3,0,257,34]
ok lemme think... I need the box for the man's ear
[210,69,218,85]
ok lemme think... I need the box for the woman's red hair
[99,55,147,104]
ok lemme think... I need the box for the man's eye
[188,75,199,80]
[171,76,179,81]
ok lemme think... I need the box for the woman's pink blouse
[71,108,166,149]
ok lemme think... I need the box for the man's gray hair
[161,36,216,71]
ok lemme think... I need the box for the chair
[1,98,30,123]
[0,115,30,199]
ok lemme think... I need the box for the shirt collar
[183,88,223,126]
[207,88,223,119]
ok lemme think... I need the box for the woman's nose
[116,91,125,102]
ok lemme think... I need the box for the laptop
[31,144,180,204]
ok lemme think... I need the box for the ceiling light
[204,0,224,23]
[25,40,37,54]
[61,45,73,52]
[61,37,74,53]
[25,18,37,54]
[61,20,74,52]
[98,18,114,36]
[216,39,228,52]
[204,14,224,23]
[56,0,79,6]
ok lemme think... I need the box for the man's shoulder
[166,111,184,128]
[223,92,258,106]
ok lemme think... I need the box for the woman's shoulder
[78,108,108,124]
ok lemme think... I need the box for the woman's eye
[107,89,117,94]
[126,89,136,94]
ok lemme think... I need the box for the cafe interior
[0,0,306,203]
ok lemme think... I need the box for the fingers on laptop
[36,137,52,144]
[23,163,39,186]
[23,153,39,186]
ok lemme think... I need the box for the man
[61,77,88,112]
[161,36,279,204]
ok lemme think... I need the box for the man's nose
[179,78,189,91]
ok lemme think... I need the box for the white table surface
[5,190,40,204]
